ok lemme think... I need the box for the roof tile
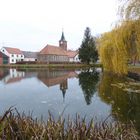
[4,47,23,54]
[39,44,68,56]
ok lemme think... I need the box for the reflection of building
[0,69,9,80]
[38,70,78,100]
[60,79,68,100]
[2,69,25,84]
[1,69,38,84]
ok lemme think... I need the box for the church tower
[59,31,67,50]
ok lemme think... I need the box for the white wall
[74,54,80,62]
[0,47,24,64]
[69,54,80,62]
[9,54,24,63]
[24,58,37,62]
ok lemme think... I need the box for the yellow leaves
[97,20,140,74]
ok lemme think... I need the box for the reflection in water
[0,68,111,123]
[0,68,78,101]
[0,69,37,84]
[78,68,99,105]
[37,70,78,101]
[0,69,9,80]
[99,72,140,134]
[0,68,140,134]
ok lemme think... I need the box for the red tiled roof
[67,50,78,58]
[4,47,23,54]
[39,44,67,56]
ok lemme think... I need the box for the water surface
[0,68,140,133]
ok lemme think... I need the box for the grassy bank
[0,108,139,140]
[0,63,102,70]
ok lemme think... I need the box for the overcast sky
[0,0,119,51]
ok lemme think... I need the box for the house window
[11,54,14,57]
[12,59,14,62]
[2,50,4,52]
[17,54,18,57]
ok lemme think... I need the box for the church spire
[60,30,66,41]
[59,30,67,50]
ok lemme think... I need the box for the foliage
[0,108,139,140]
[119,0,140,20]
[98,20,140,74]
[78,68,99,105]
[79,27,98,64]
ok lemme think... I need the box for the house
[67,50,79,62]
[38,44,69,63]
[0,47,24,64]
[22,51,38,61]
[0,52,9,64]
[38,32,79,63]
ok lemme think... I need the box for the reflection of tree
[99,72,140,134]
[78,69,99,105]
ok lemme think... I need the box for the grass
[0,63,102,69]
[0,108,139,140]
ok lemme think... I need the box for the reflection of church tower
[59,31,67,51]
[60,79,68,101]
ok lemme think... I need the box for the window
[11,54,14,57]
[17,54,18,57]
[12,59,14,62]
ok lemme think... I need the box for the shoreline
[0,63,102,69]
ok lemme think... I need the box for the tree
[79,27,98,64]
[119,0,140,20]
[98,19,140,74]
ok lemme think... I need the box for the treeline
[98,0,140,75]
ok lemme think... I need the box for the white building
[22,51,38,62]
[0,47,24,64]
[67,50,80,62]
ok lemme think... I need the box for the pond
[0,68,140,134]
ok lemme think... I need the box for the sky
[0,0,119,51]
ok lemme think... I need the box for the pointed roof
[60,31,66,42]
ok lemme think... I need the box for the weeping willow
[98,20,140,75]
[119,0,140,20]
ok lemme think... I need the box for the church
[38,32,79,63]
